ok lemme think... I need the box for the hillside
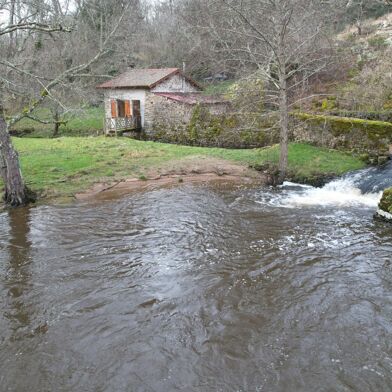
[318,12,392,113]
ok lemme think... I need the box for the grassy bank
[203,80,234,96]
[0,137,365,200]
[10,108,104,137]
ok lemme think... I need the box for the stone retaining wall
[292,113,392,161]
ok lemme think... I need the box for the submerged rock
[376,187,392,222]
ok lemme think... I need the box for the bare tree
[0,0,134,206]
[189,0,338,182]
[0,1,69,205]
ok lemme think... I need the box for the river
[1,170,392,391]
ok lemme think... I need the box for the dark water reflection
[1,183,392,391]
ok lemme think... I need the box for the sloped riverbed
[1,179,392,391]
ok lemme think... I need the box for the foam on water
[256,168,387,209]
[282,177,382,208]
[272,160,392,208]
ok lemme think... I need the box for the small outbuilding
[97,68,229,135]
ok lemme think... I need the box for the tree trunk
[8,0,16,56]
[0,114,33,207]
[278,73,289,184]
[53,122,60,137]
[52,110,60,137]
[356,20,362,36]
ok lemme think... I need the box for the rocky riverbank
[376,187,392,222]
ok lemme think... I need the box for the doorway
[132,100,141,129]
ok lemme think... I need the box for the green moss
[293,112,392,138]
[383,101,392,110]
[188,105,204,144]
[379,188,392,214]
[328,110,392,123]
[359,153,370,162]
[321,97,337,111]
[152,108,277,149]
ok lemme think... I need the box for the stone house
[97,68,229,135]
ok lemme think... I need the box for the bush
[367,36,388,49]
[338,49,392,111]
[227,75,265,113]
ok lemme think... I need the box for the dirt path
[76,157,266,201]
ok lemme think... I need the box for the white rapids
[255,161,392,209]
[281,177,382,208]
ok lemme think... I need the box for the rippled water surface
[1,183,392,392]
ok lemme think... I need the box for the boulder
[376,187,392,222]
[378,156,389,166]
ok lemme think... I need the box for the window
[110,99,132,118]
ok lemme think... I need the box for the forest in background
[2,0,392,118]
[1,0,392,206]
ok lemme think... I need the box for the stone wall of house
[151,74,200,93]
[292,113,392,162]
[144,93,231,131]
[144,93,279,148]
[144,93,195,131]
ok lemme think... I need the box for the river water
[1,174,392,391]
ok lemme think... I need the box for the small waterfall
[277,161,392,208]
[351,160,392,194]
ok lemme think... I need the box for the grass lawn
[203,80,235,96]
[10,107,104,137]
[2,137,365,200]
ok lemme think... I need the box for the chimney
[182,62,187,93]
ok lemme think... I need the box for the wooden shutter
[124,100,132,117]
[111,100,117,118]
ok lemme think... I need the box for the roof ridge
[96,67,201,90]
